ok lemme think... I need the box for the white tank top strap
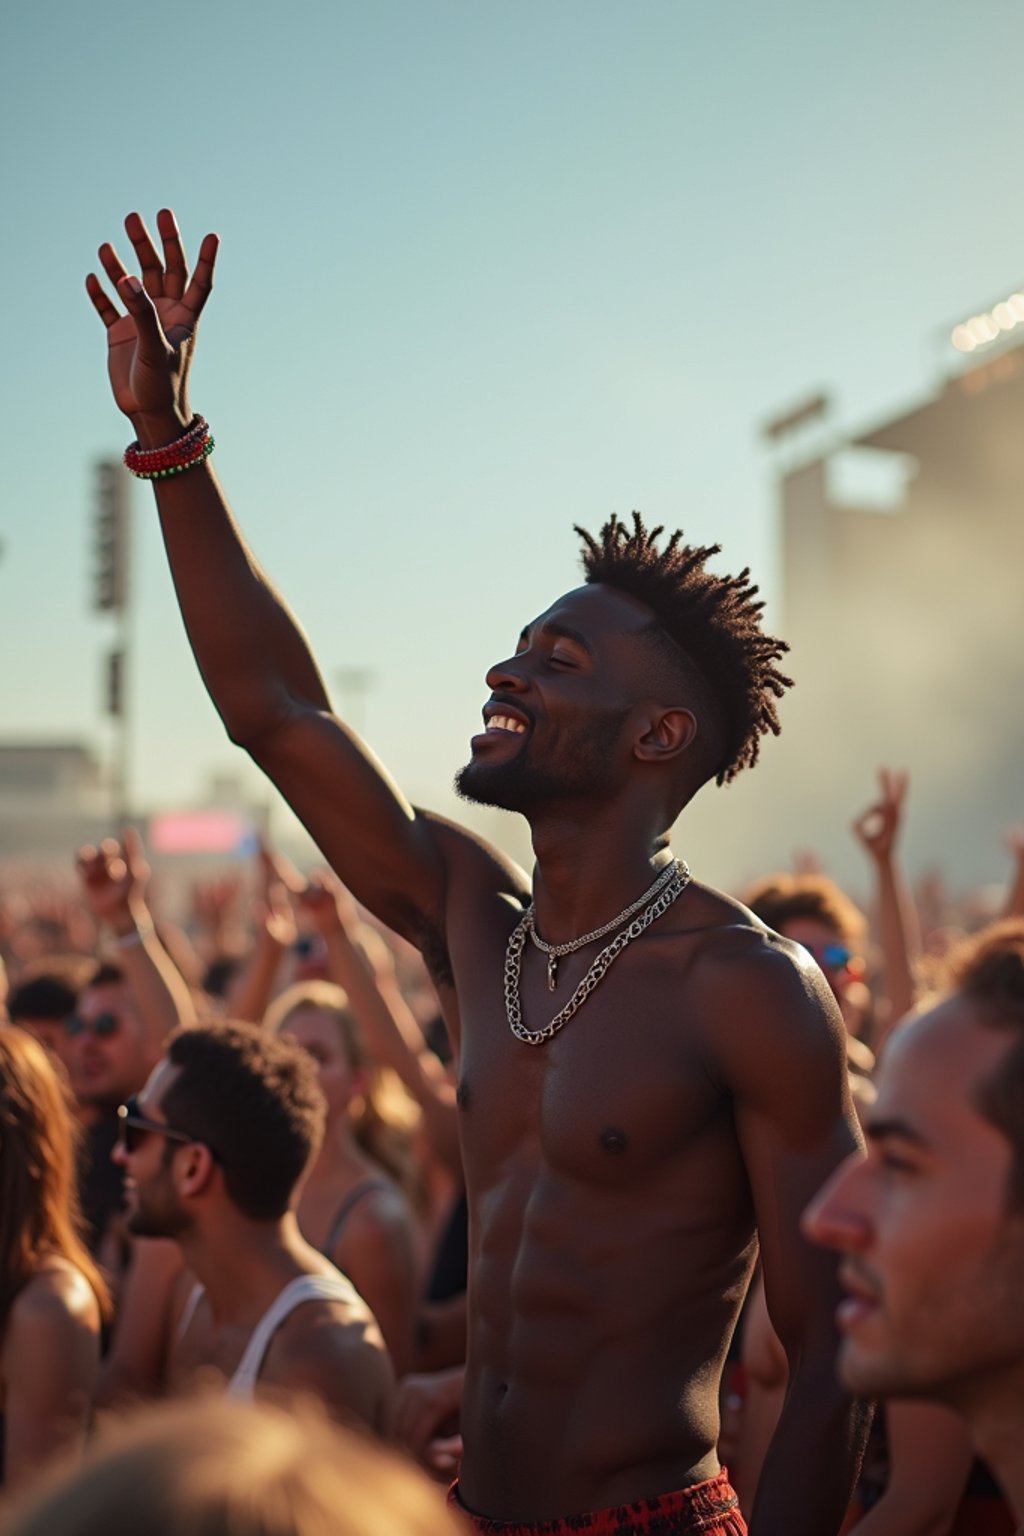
[226,1271,360,1400]
[175,1280,206,1345]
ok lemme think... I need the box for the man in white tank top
[112,1021,394,1435]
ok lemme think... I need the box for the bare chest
[453,927,728,1187]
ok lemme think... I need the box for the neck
[963,1376,1024,1521]
[304,1119,375,1186]
[528,813,674,944]
[178,1210,312,1324]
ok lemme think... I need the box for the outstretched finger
[124,211,165,299]
[182,231,220,318]
[157,207,188,300]
[99,240,131,292]
[115,274,170,358]
[85,272,122,329]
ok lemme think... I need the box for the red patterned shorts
[447,1469,746,1535]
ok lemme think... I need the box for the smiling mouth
[486,714,527,735]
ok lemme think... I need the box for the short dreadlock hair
[576,512,793,785]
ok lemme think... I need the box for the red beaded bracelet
[124,416,215,479]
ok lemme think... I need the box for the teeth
[487,714,526,734]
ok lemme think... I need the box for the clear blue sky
[3,1,1023,880]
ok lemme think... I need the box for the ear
[633,707,698,764]
[174,1142,219,1200]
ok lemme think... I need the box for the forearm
[109,906,196,1048]
[749,1359,869,1536]
[137,423,331,743]
[872,857,920,1050]
[1005,861,1024,919]
[226,927,287,1023]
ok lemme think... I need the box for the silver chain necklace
[505,860,691,1046]
[527,859,682,991]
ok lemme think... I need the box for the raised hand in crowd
[295,872,460,1180]
[189,873,244,959]
[75,827,195,1050]
[225,839,302,1023]
[852,768,920,1049]
[86,209,218,435]
[1003,825,1024,920]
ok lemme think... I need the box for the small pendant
[547,953,558,991]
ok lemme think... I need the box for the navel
[599,1125,629,1154]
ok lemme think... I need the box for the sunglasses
[803,942,862,973]
[116,1094,196,1155]
[66,1011,120,1039]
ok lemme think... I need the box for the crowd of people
[0,207,1022,1535]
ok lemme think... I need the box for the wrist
[130,409,191,451]
[107,903,153,940]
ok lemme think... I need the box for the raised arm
[295,874,462,1174]
[1003,826,1024,920]
[85,210,511,942]
[76,828,196,1051]
[852,769,920,1050]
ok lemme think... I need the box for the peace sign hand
[85,209,219,435]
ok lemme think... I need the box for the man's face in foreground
[456,584,659,815]
[804,996,1024,1406]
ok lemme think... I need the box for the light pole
[91,459,132,824]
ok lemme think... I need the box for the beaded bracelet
[124,415,215,480]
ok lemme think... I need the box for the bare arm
[716,942,868,1536]
[734,1271,788,1515]
[276,1314,396,1438]
[852,769,920,1051]
[297,875,462,1174]
[1003,827,1024,920]
[224,843,301,1023]
[85,210,488,943]
[1,1270,100,1488]
[846,1402,973,1536]
[395,1364,465,1477]
[333,1193,420,1379]
[76,829,195,1053]
[94,1238,184,1407]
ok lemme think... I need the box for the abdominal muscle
[457,1159,755,1522]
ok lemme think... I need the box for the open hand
[85,209,219,430]
[852,768,908,863]
[76,826,149,930]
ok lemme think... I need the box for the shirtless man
[86,210,865,1534]
[112,1019,394,1433]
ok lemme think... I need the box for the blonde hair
[266,982,419,1200]
[1,1395,463,1536]
[0,1025,111,1336]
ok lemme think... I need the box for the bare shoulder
[1,1262,101,1380]
[682,886,849,1095]
[338,1181,415,1253]
[383,808,528,991]
[6,1261,100,1334]
[269,1287,395,1427]
[423,809,530,905]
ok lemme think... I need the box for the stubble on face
[835,1005,1024,1407]
[455,704,633,815]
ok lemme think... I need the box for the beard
[455,707,631,814]
[126,1180,191,1240]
